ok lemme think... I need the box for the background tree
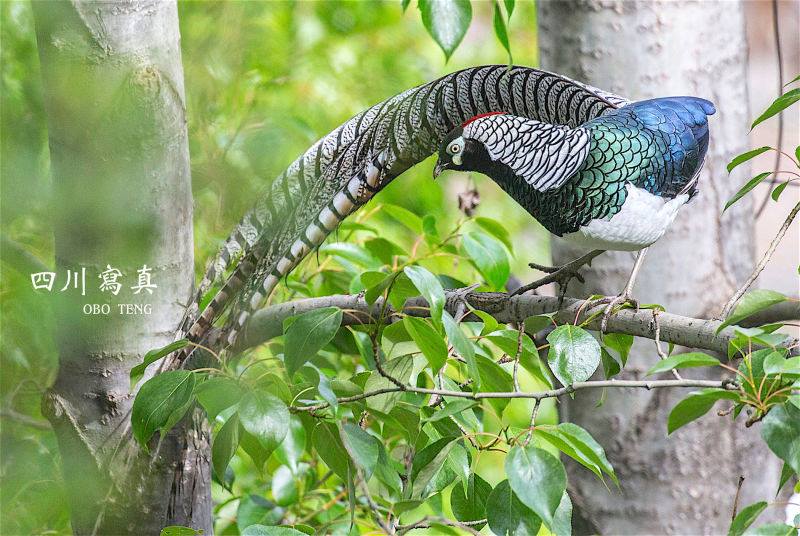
[26,1,210,533]
[538,1,781,532]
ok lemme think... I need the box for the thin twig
[512,322,524,391]
[396,516,485,535]
[653,310,682,380]
[291,378,739,413]
[732,475,746,521]
[720,200,800,319]
[523,398,541,446]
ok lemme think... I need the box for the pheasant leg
[511,249,605,297]
[585,247,649,332]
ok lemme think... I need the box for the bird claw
[585,293,639,332]
[447,284,480,318]
[511,262,585,297]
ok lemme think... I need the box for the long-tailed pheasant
[433,97,716,326]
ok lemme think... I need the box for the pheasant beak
[433,160,448,179]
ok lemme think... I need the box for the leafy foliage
[3,1,798,534]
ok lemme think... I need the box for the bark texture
[32,1,210,533]
[538,1,780,534]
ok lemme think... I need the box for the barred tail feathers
[223,154,386,347]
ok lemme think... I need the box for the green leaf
[271,465,298,506]
[777,462,794,496]
[474,216,513,251]
[761,403,800,474]
[475,354,514,415]
[462,231,510,291]
[486,480,542,536]
[299,364,339,411]
[603,333,633,367]
[547,325,601,386]
[751,88,800,129]
[130,339,189,388]
[312,422,351,481]
[504,0,515,17]
[744,524,797,536]
[212,413,240,482]
[283,307,342,377]
[241,525,306,536]
[418,0,472,60]
[667,389,741,434]
[472,308,500,335]
[388,271,421,310]
[536,423,618,486]
[237,495,283,531]
[403,316,448,372]
[340,422,380,480]
[383,203,423,234]
[493,1,512,63]
[195,376,244,420]
[412,436,459,498]
[505,445,567,528]
[426,398,478,423]
[729,501,768,536]
[552,492,573,536]
[160,526,202,536]
[132,370,196,446]
[727,146,772,173]
[450,473,491,529]
[761,352,799,377]
[646,352,720,376]
[724,172,772,211]
[374,447,403,493]
[401,0,411,12]
[362,271,392,305]
[442,311,479,385]
[320,243,381,269]
[274,416,306,473]
[364,237,406,265]
[238,391,289,456]
[364,355,414,413]
[601,348,621,380]
[404,265,445,324]
[771,181,789,201]
[718,290,787,331]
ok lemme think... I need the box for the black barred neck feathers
[462,114,591,192]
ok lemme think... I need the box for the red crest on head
[462,111,506,128]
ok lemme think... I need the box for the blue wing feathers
[586,96,715,198]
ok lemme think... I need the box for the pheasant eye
[449,143,461,154]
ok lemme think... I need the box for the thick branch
[236,292,799,356]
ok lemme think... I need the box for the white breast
[561,184,689,251]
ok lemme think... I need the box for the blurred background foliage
[1,1,546,533]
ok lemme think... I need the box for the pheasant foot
[511,249,604,297]
[584,293,640,333]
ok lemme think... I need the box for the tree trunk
[538,1,780,533]
[32,1,211,533]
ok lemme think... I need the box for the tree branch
[235,292,799,356]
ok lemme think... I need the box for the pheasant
[171,65,631,364]
[433,97,716,328]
